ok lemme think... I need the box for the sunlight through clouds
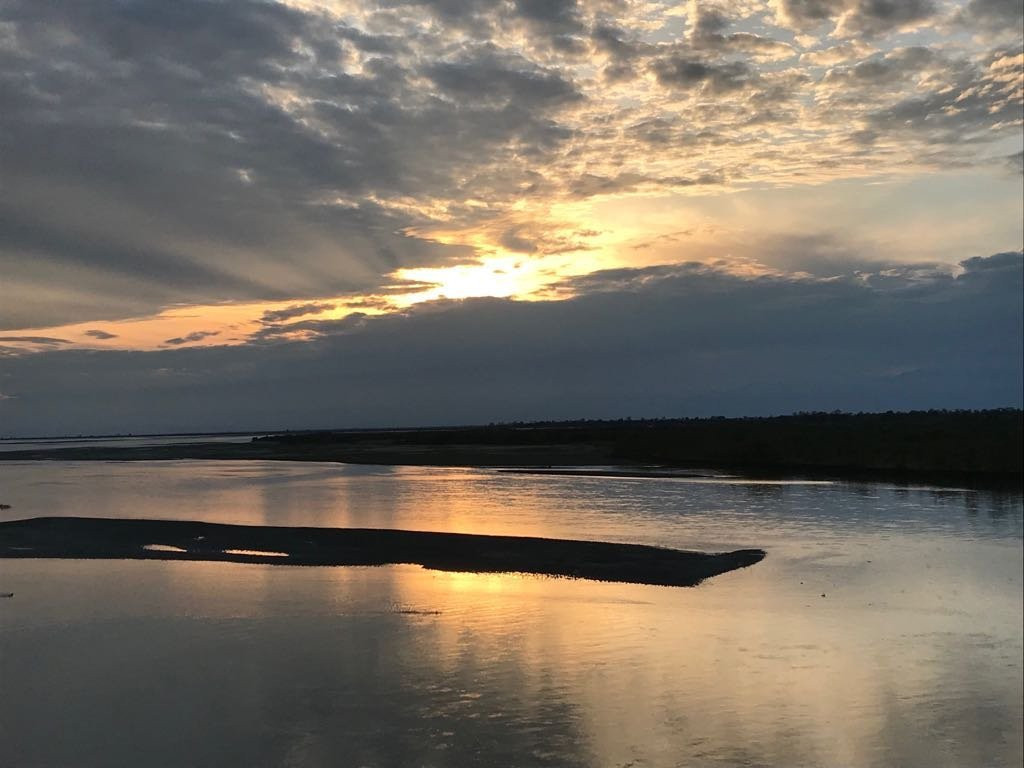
[0,0,1020,423]
[1,0,1020,340]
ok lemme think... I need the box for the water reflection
[0,461,1021,767]
[1,461,1020,546]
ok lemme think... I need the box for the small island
[0,517,765,588]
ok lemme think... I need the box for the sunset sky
[1,0,1022,434]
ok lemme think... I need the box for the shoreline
[0,517,766,588]
[2,411,1021,489]
[0,440,1019,489]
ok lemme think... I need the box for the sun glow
[391,255,557,304]
[1,192,784,355]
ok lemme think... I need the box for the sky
[0,0,1022,435]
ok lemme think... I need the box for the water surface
[0,434,255,453]
[1,460,1021,767]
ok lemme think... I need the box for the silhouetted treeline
[256,409,1023,478]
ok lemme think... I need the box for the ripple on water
[0,460,1020,767]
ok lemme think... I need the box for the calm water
[1,460,1021,767]
[0,434,255,452]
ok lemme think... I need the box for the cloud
[800,41,877,66]
[512,0,584,36]
[649,57,755,94]
[567,171,724,198]
[84,329,118,340]
[771,0,937,36]
[499,228,539,254]
[0,0,571,328]
[771,0,847,31]
[163,330,221,346]
[687,2,796,61]
[250,313,370,343]
[862,46,1023,143]
[0,0,1019,336]
[821,47,939,88]
[260,303,336,324]
[835,0,937,38]
[426,46,582,110]
[958,249,1024,275]
[0,336,70,345]
[1,252,1019,435]
[954,0,1024,34]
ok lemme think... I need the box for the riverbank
[2,410,1019,487]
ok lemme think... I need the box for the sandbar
[0,516,765,588]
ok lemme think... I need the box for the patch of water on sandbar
[222,549,289,557]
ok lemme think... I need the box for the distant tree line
[257,409,1023,477]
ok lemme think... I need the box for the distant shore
[1,410,1019,488]
[0,517,765,588]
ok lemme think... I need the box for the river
[1,459,1021,767]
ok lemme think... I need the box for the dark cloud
[566,171,724,198]
[591,21,649,81]
[426,47,582,110]
[0,0,575,328]
[513,0,583,35]
[959,250,1024,275]
[1,253,1019,435]
[499,228,539,253]
[700,31,795,60]
[822,47,938,88]
[591,22,643,61]
[691,3,733,37]
[84,329,118,340]
[863,46,1022,143]
[954,0,1024,33]
[342,297,396,311]
[836,0,937,37]
[773,0,847,30]
[260,303,336,324]
[163,330,221,346]
[649,57,755,93]
[0,336,70,345]
[688,3,795,60]
[250,313,369,343]
[773,0,936,36]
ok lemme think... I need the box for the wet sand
[0,517,765,587]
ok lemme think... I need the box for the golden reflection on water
[0,461,1021,766]
[6,551,1019,767]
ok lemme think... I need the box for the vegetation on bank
[255,409,1023,478]
[1,409,1019,483]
